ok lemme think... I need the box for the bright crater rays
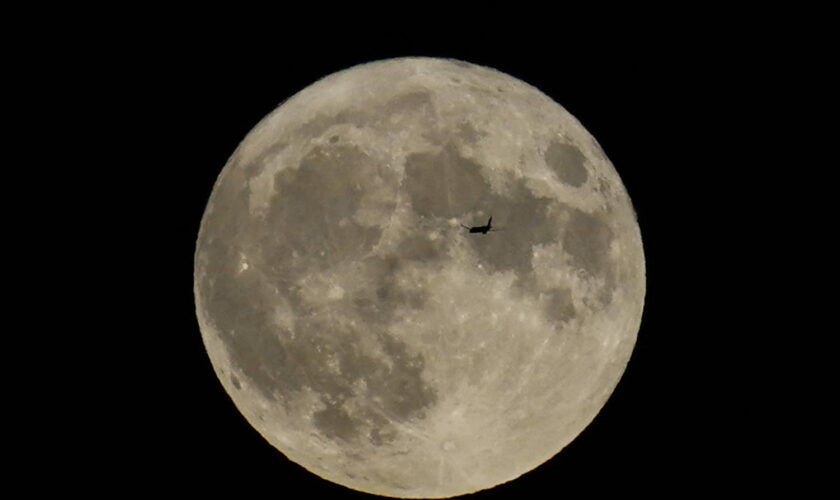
[194,57,645,498]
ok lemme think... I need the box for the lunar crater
[545,139,589,187]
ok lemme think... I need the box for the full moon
[194,57,645,498]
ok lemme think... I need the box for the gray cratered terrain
[194,57,645,498]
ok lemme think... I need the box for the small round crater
[329,135,339,143]
[545,140,588,187]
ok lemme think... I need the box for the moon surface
[194,57,645,498]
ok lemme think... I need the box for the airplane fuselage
[465,216,493,234]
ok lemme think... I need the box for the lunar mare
[195,57,645,498]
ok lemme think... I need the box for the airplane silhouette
[461,216,497,234]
